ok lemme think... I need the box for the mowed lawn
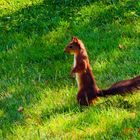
[0,0,140,139]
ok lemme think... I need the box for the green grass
[0,0,140,139]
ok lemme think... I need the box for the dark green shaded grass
[0,0,140,139]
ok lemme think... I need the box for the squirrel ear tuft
[72,36,78,42]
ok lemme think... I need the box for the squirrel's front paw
[70,71,75,79]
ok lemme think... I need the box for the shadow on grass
[1,0,139,51]
[97,95,139,110]
[40,102,82,120]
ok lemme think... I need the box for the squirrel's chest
[74,55,76,67]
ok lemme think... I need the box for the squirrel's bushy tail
[97,75,140,97]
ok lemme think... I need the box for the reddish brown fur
[64,37,140,106]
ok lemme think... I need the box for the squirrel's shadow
[96,95,138,111]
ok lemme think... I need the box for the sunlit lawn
[0,0,140,139]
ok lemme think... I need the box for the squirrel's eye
[69,45,73,48]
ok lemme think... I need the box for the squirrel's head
[64,36,84,55]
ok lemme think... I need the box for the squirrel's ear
[72,36,78,42]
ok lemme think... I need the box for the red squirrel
[64,36,140,106]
